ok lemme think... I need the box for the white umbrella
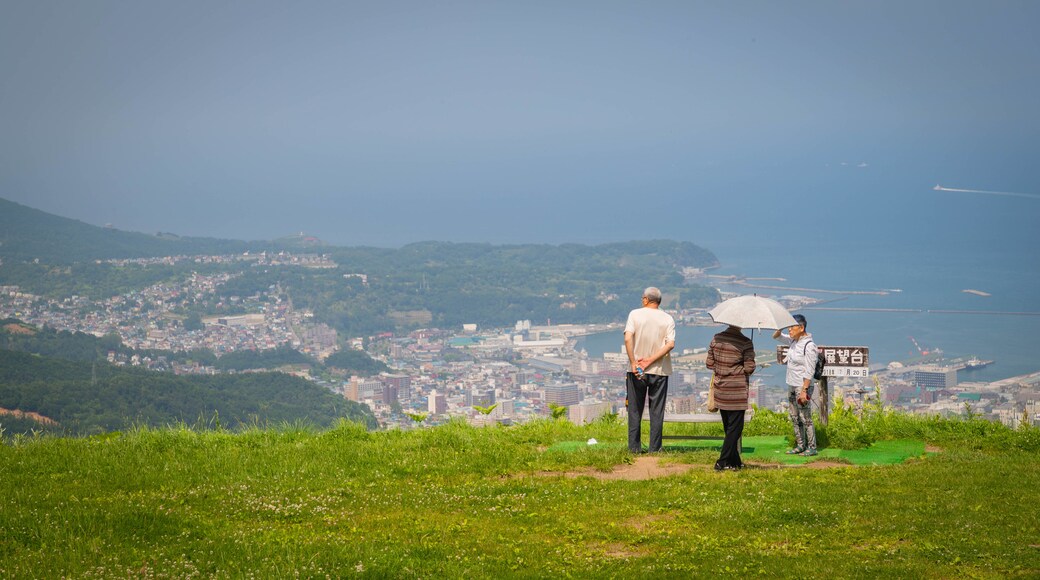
[708,295,797,331]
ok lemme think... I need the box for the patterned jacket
[705,327,756,410]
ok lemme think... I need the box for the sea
[576,241,1040,388]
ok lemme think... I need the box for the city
[3,250,1037,431]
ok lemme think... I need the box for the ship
[963,357,993,370]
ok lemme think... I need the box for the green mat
[548,436,929,466]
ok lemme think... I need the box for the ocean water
[577,241,1040,385]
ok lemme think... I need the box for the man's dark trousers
[626,372,669,453]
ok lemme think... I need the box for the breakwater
[805,307,1040,316]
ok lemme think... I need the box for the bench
[642,408,756,447]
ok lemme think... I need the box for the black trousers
[626,372,668,453]
[716,409,746,469]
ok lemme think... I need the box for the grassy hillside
[1,413,1037,578]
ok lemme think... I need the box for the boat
[964,357,993,370]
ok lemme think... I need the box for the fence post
[818,376,829,426]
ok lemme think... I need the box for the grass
[1,413,1039,578]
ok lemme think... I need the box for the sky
[1,1,1038,251]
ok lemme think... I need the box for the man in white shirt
[624,287,676,453]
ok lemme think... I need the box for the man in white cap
[773,313,818,456]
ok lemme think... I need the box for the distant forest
[0,320,386,437]
[0,196,721,335]
[0,348,377,437]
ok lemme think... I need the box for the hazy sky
[1,1,1038,250]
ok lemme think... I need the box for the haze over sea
[580,238,1040,386]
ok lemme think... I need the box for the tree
[548,403,568,420]
[405,412,428,427]
[183,313,203,331]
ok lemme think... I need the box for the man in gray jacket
[773,314,818,456]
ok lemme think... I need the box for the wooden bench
[642,408,756,447]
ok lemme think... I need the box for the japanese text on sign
[776,345,870,378]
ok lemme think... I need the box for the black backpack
[804,341,826,380]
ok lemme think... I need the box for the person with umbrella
[772,314,819,456]
[705,324,756,470]
[706,295,796,468]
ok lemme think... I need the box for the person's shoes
[786,448,805,455]
[713,463,725,471]
[800,449,818,457]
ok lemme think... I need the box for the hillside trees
[0,350,376,435]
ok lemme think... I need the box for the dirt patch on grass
[600,542,650,559]
[623,512,677,533]
[743,461,782,470]
[925,444,943,453]
[540,456,703,481]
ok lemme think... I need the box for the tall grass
[1,413,1038,577]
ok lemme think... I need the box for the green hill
[0,197,260,263]
[0,415,1036,577]
[0,197,720,331]
[0,349,375,434]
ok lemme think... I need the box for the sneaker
[800,449,818,457]
[785,448,805,455]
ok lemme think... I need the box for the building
[527,357,567,374]
[603,351,628,368]
[495,399,516,418]
[343,380,359,402]
[913,366,958,390]
[569,401,614,425]
[670,395,698,414]
[543,382,581,406]
[466,388,495,407]
[345,376,383,402]
[428,390,447,415]
[383,374,412,399]
[212,313,266,327]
